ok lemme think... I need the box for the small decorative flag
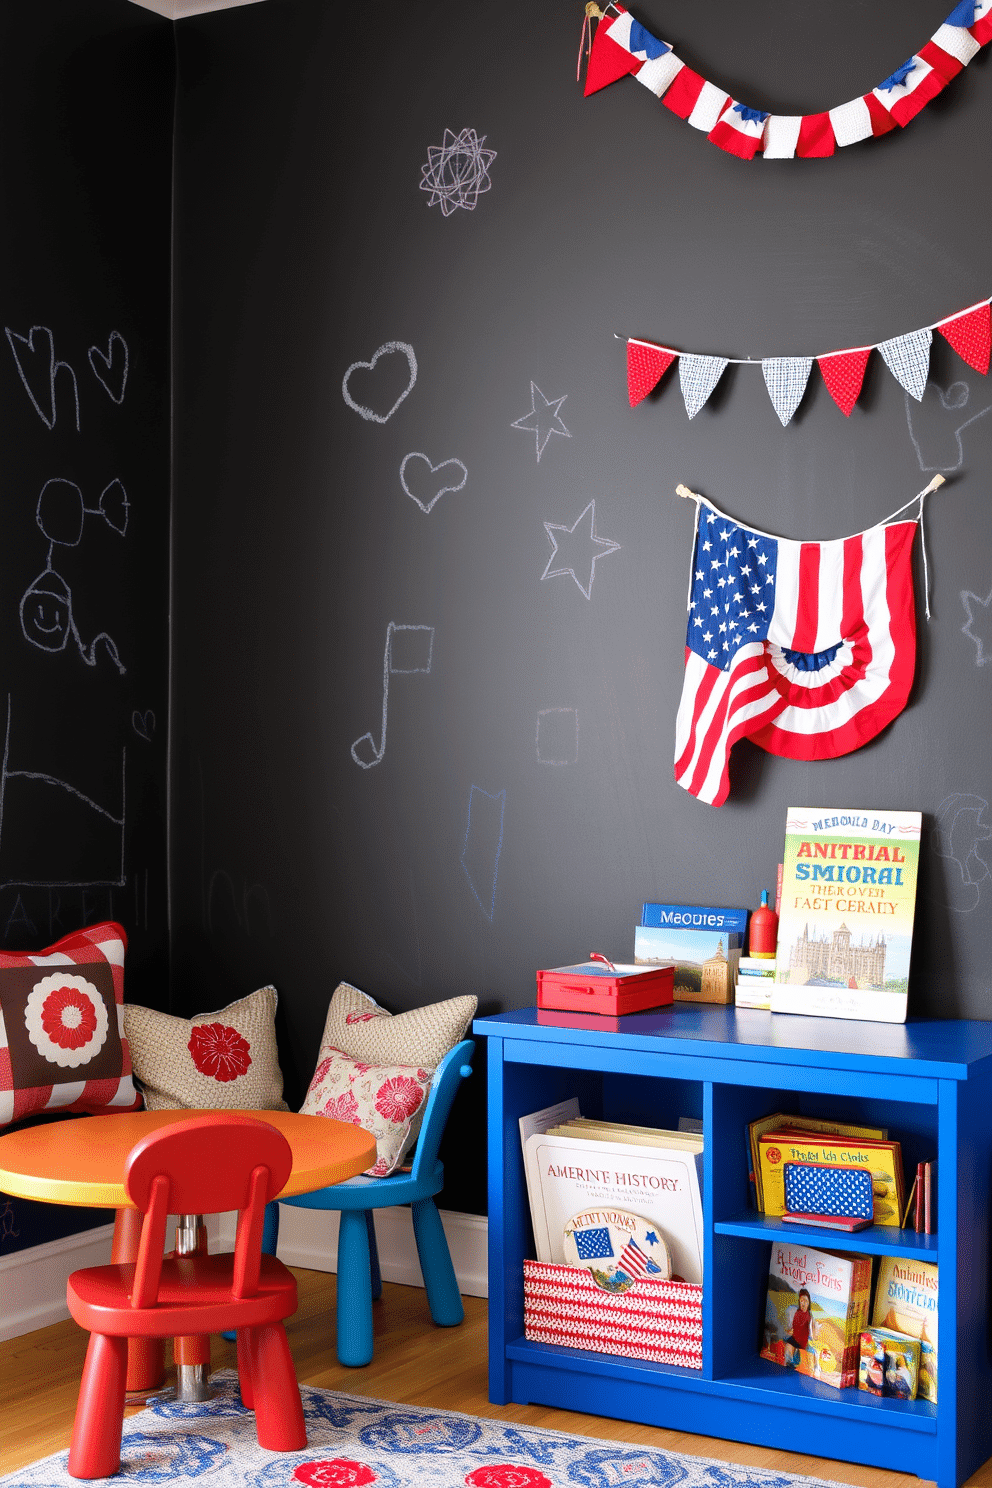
[573,1226,615,1262]
[817,347,872,417]
[679,354,729,419]
[878,327,932,400]
[969,0,992,45]
[627,342,678,407]
[874,55,947,126]
[796,112,836,157]
[762,357,813,426]
[709,101,768,160]
[937,302,991,374]
[617,1237,664,1279]
[583,14,643,97]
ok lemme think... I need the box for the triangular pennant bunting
[878,328,932,401]
[679,355,728,419]
[938,302,991,373]
[627,342,677,407]
[761,357,813,426]
[583,15,644,97]
[817,347,872,417]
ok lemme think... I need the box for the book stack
[759,1241,872,1389]
[871,1255,938,1402]
[634,902,748,1005]
[757,1127,905,1228]
[901,1159,937,1233]
[746,1111,892,1219]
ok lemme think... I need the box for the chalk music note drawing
[351,622,435,769]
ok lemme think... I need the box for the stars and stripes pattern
[675,501,919,806]
[784,1163,875,1219]
[617,1237,665,1280]
[572,1225,615,1262]
[585,2,992,159]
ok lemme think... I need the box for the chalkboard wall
[0,0,173,1255]
[170,0,992,1216]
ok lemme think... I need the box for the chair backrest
[125,1113,293,1308]
[407,1039,474,1185]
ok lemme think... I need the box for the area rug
[1,1371,853,1488]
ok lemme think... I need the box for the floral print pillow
[300,1046,433,1176]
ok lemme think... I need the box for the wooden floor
[2,1270,991,1486]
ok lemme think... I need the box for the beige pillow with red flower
[123,985,289,1112]
[300,1047,433,1176]
[319,982,476,1069]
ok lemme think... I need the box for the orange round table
[0,1109,376,1396]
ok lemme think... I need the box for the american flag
[572,1225,614,1262]
[617,1237,664,1280]
[674,502,919,806]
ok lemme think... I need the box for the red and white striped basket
[523,1260,703,1369]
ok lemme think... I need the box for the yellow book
[747,1112,887,1211]
[871,1256,938,1403]
[758,1131,904,1224]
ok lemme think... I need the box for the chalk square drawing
[536,708,579,765]
[0,696,125,889]
[420,127,496,215]
[512,381,570,462]
[542,499,620,600]
[461,785,505,922]
[342,342,417,424]
[400,452,468,514]
[351,622,435,770]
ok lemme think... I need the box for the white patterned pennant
[679,354,729,419]
[878,327,932,401]
[762,357,813,426]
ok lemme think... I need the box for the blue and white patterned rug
[1,1371,851,1488]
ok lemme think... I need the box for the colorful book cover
[746,1111,887,1213]
[758,1130,904,1225]
[771,807,922,1024]
[871,1255,938,1403]
[858,1327,921,1400]
[635,923,742,1005]
[760,1241,872,1389]
[641,902,749,933]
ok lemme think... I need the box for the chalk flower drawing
[187,1023,252,1082]
[420,127,496,215]
[961,586,992,665]
[512,382,570,462]
[25,975,108,1068]
[542,500,620,599]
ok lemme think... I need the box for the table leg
[111,1208,166,1401]
[173,1214,212,1402]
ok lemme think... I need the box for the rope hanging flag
[625,297,991,421]
[582,2,992,159]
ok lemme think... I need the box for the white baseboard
[0,1208,488,1341]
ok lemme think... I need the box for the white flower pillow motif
[300,1047,433,1176]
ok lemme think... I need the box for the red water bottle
[749,889,778,959]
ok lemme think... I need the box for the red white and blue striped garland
[625,295,992,423]
[584,2,992,159]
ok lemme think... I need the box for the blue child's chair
[262,1038,474,1367]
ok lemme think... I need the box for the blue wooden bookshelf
[475,1005,992,1488]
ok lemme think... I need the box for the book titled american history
[771,807,922,1024]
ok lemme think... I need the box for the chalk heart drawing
[399,452,468,514]
[132,711,155,741]
[342,341,417,424]
[88,331,129,405]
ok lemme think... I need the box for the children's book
[523,1128,704,1283]
[519,1099,581,1258]
[757,1129,904,1225]
[871,1255,938,1403]
[635,922,741,1005]
[759,1241,872,1389]
[858,1327,921,1400]
[746,1111,887,1212]
[772,807,922,1024]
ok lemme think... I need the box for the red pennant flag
[796,113,836,158]
[627,342,677,407]
[938,302,991,375]
[817,347,871,416]
[584,14,643,97]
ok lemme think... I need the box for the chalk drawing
[905,382,992,472]
[0,695,126,889]
[536,708,579,765]
[0,1199,18,1246]
[400,452,468,514]
[342,342,417,423]
[133,710,156,740]
[961,586,992,666]
[351,622,435,769]
[932,793,992,914]
[5,325,80,431]
[542,500,620,600]
[461,784,505,921]
[512,381,570,462]
[88,331,129,404]
[420,127,496,215]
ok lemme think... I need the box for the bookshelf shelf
[476,1005,992,1488]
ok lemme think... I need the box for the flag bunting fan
[672,477,944,808]
[624,296,991,423]
[582,2,992,160]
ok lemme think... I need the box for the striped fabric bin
[523,1261,703,1369]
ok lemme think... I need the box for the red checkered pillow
[0,921,141,1128]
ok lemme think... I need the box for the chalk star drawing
[512,382,570,462]
[542,500,620,600]
[420,127,496,215]
[962,586,992,665]
[932,794,992,914]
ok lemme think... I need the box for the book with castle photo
[771,807,922,1024]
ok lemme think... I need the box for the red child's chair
[65,1113,307,1479]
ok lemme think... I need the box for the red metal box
[536,961,674,1016]
[524,1260,702,1368]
